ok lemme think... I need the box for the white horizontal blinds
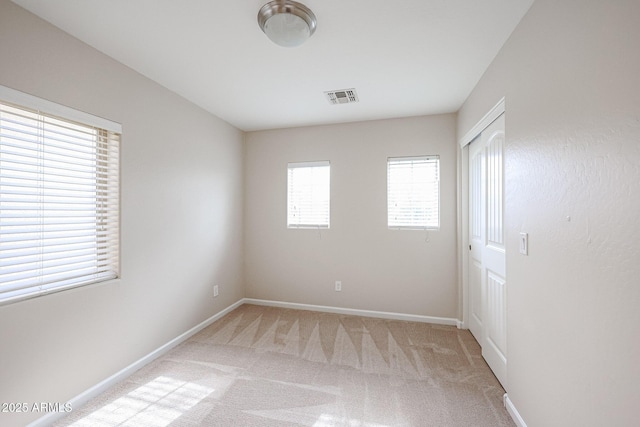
[0,100,120,304]
[287,161,330,228]
[388,155,440,229]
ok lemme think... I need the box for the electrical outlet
[213,285,219,297]
[335,281,342,292]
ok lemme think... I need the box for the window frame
[0,85,121,305]
[387,155,440,230]
[287,160,331,229]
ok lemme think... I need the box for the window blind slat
[2,268,118,296]
[0,243,118,260]
[2,249,119,268]
[0,134,112,160]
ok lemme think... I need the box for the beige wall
[245,115,458,318]
[0,2,244,426]
[458,0,640,425]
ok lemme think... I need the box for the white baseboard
[243,298,459,326]
[504,393,528,427]
[27,299,244,427]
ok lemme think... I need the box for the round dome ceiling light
[257,0,317,48]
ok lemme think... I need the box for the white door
[468,113,507,387]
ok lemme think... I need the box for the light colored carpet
[53,304,513,426]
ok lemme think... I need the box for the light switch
[519,232,528,255]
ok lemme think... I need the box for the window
[0,86,121,305]
[387,155,439,229]
[287,161,330,228]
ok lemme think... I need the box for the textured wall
[245,115,458,318]
[458,0,640,425]
[0,2,244,426]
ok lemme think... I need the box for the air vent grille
[325,88,359,105]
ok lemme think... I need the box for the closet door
[468,113,507,387]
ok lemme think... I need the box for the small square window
[287,161,330,228]
[387,156,440,229]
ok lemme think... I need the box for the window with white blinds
[387,155,440,229]
[0,86,121,305]
[287,161,330,228]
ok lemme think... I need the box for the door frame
[457,97,505,330]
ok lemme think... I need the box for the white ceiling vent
[325,88,359,105]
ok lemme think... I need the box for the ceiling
[12,0,534,131]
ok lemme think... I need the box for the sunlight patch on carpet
[313,413,391,427]
[69,376,214,427]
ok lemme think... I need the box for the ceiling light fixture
[257,0,317,48]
